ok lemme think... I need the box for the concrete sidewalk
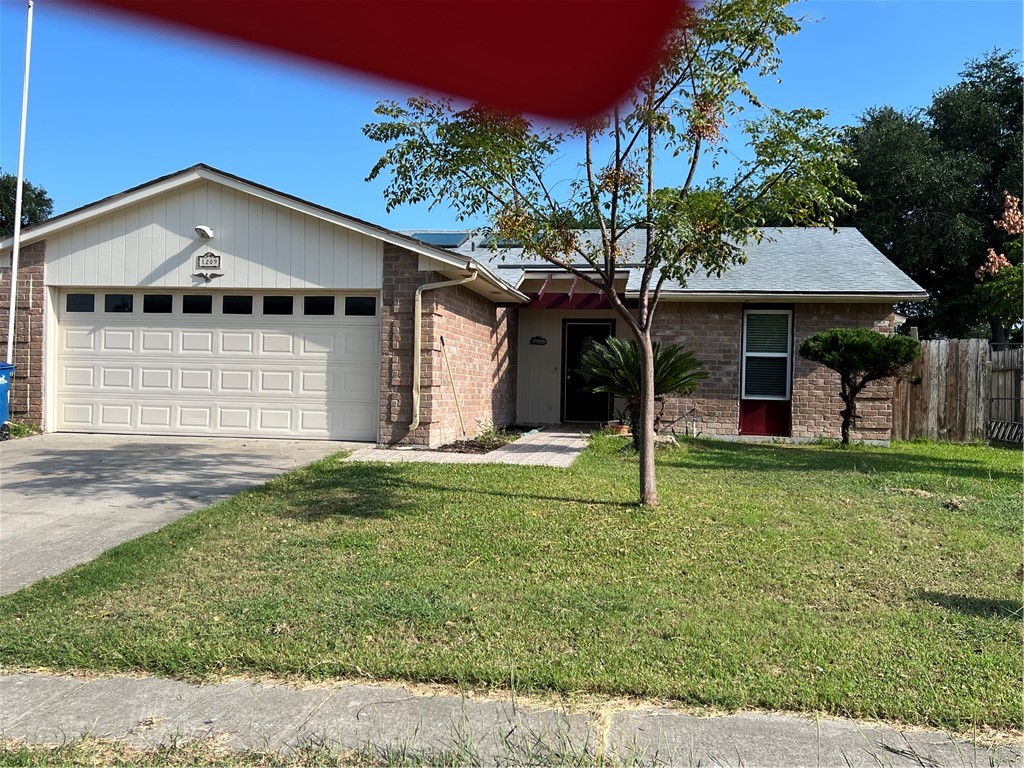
[1,673,1018,766]
[346,426,589,468]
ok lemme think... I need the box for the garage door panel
[141,368,174,390]
[140,405,173,427]
[220,370,254,392]
[258,408,292,430]
[62,403,95,426]
[64,329,96,351]
[182,331,214,353]
[260,371,294,393]
[99,403,132,427]
[101,330,134,352]
[179,406,212,428]
[180,369,213,391]
[63,366,95,388]
[221,332,254,354]
[57,290,379,440]
[261,333,294,354]
[102,368,134,389]
[302,335,334,355]
[141,331,173,352]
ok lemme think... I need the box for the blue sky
[1,0,1020,231]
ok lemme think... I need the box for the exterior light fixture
[194,225,214,239]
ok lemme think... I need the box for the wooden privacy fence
[989,344,1023,442]
[891,338,996,443]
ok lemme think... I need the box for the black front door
[562,321,615,422]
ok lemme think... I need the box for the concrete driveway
[0,433,359,595]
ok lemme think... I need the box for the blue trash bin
[0,363,15,439]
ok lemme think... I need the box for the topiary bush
[799,328,920,445]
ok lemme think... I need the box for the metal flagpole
[6,0,35,365]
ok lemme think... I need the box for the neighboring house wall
[654,301,897,441]
[0,241,47,426]
[379,244,516,447]
[45,180,383,290]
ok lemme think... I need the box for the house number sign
[197,252,221,269]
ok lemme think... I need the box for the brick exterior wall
[652,302,742,436]
[0,241,46,427]
[378,243,517,447]
[651,301,897,442]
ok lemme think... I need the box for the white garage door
[56,290,380,440]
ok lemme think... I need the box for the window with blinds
[742,310,792,399]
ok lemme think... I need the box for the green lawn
[0,437,1019,731]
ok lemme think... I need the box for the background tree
[364,0,855,506]
[799,329,920,446]
[842,50,1023,341]
[0,171,53,239]
[579,337,708,450]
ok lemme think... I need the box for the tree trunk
[638,331,658,506]
[840,401,853,446]
[990,318,1008,346]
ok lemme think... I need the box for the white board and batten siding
[46,180,383,290]
[46,178,384,441]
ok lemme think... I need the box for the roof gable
[1,165,525,302]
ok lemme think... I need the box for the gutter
[409,270,478,432]
[638,291,929,303]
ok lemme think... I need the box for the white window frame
[741,309,793,401]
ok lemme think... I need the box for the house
[0,166,926,446]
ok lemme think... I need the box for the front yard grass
[0,437,1019,731]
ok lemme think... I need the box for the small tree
[364,0,855,506]
[799,328,920,446]
[580,337,708,450]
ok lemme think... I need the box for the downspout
[409,270,478,432]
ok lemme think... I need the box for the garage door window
[182,295,212,314]
[105,294,133,313]
[263,296,294,315]
[345,296,376,317]
[223,295,253,314]
[304,296,335,316]
[143,294,173,313]
[66,293,95,313]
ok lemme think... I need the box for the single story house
[0,165,926,446]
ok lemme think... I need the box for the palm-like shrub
[580,337,708,448]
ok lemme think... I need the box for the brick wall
[651,300,896,442]
[378,243,517,447]
[652,302,742,436]
[0,241,46,427]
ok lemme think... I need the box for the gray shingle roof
[441,227,925,298]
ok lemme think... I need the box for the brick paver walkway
[345,427,588,468]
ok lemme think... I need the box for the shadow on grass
[267,461,635,522]
[263,460,420,521]
[916,590,1023,620]
[657,439,1017,482]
